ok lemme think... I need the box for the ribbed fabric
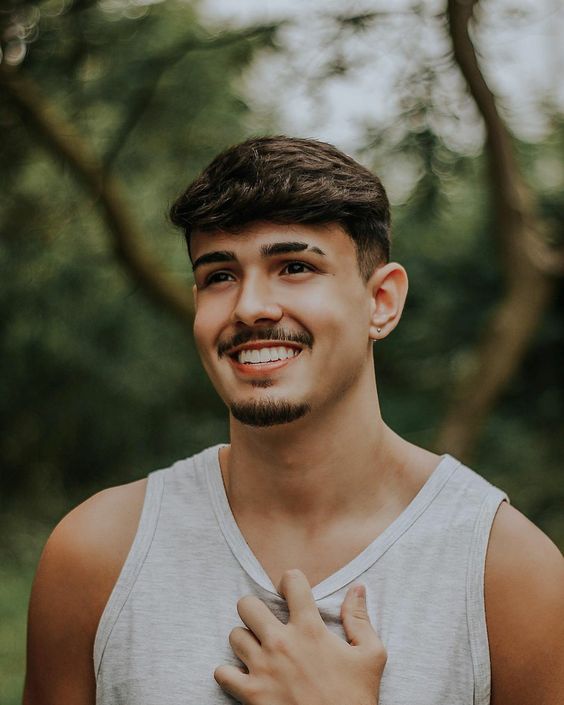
[94,444,508,705]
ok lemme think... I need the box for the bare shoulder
[485,501,564,705]
[35,477,148,623]
[24,478,147,705]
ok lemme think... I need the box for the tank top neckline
[200,444,461,600]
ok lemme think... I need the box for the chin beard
[230,398,312,427]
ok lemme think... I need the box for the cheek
[289,283,341,317]
[192,312,207,354]
[193,316,221,375]
[193,296,227,346]
[289,284,365,336]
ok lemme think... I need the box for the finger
[229,626,262,667]
[237,594,282,643]
[278,569,323,626]
[341,584,382,649]
[214,664,249,701]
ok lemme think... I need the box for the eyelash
[204,261,315,286]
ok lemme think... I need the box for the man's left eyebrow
[260,241,327,257]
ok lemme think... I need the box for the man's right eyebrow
[192,251,237,272]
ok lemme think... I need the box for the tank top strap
[93,469,166,679]
[466,487,509,705]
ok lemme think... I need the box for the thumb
[341,584,378,647]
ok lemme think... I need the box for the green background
[1,2,562,703]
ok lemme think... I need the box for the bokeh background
[1,0,563,701]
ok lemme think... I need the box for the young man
[24,137,563,705]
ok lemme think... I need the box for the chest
[238,514,400,590]
[96,558,476,705]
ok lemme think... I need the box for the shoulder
[24,478,147,705]
[38,477,148,619]
[485,501,564,705]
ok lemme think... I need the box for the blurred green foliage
[386,126,564,544]
[1,1,276,699]
[1,0,278,502]
[1,509,50,705]
[0,1,563,702]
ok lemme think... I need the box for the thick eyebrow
[259,241,327,258]
[192,241,326,272]
[192,250,235,272]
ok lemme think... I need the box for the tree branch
[448,0,532,269]
[103,24,280,170]
[435,0,559,461]
[0,65,195,326]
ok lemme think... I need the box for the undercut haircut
[169,135,391,281]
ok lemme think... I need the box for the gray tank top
[94,444,508,705]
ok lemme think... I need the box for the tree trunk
[436,0,559,461]
[1,66,195,328]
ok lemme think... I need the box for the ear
[192,283,198,313]
[367,262,408,340]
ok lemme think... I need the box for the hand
[214,568,386,705]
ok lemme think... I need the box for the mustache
[218,327,314,358]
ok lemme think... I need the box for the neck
[221,363,424,530]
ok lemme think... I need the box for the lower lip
[228,351,302,376]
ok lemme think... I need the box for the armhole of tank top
[466,488,509,705]
[93,469,165,680]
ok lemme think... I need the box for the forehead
[189,221,356,260]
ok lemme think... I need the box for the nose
[231,274,283,326]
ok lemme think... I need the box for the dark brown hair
[169,136,391,280]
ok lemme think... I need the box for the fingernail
[354,584,365,599]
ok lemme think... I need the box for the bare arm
[23,479,146,705]
[486,502,564,705]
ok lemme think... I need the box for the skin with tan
[215,571,386,705]
[24,222,564,705]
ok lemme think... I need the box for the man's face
[191,221,377,428]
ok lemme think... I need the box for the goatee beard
[230,398,311,427]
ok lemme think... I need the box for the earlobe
[368,263,408,340]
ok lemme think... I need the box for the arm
[23,479,146,705]
[486,501,564,705]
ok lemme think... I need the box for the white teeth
[237,346,300,364]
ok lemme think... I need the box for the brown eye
[282,262,313,275]
[206,271,234,285]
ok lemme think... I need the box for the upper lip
[227,341,303,358]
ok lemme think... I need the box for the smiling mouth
[230,346,301,365]
[228,341,302,377]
